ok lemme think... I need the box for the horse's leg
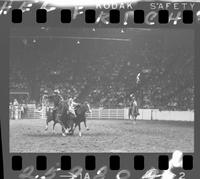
[129,109,133,120]
[128,109,131,120]
[63,118,70,134]
[73,122,77,133]
[66,117,74,134]
[60,118,67,136]
[45,119,49,131]
[73,123,76,130]
[59,122,67,135]
[62,122,69,134]
[136,107,139,120]
[130,112,133,120]
[74,122,76,130]
[61,127,66,136]
[133,111,136,124]
[78,123,82,137]
[71,124,74,135]
[53,122,56,133]
[69,120,74,135]
[58,119,68,134]
[84,119,89,130]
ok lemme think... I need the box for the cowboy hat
[54,89,60,94]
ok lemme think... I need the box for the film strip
[0,0,199,179]
[10,9,195,24]
[12,154,193,170]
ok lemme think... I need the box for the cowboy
[13,99,19,120]
[53,89,63,107]
[51,89,64,120]
[68,97,79,117]
[42,90,49,107]
[130,94,140,116]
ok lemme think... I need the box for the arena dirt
[10,119,194,153]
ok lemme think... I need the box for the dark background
[10,28,194,110]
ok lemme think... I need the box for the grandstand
[9,28,194,111]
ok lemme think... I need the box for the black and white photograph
[9,27,194,153]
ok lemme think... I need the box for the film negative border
[0,1,199,179]
[11,9,194,24]
[11,154,193,171]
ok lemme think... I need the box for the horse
[128,101,139,122]
[45,101,75,136]
[73,102,91,137]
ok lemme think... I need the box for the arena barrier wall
[135,109,194,122]
[87,108,194,122]
[21,105,194,122]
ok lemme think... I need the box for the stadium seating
[9,33,194,111]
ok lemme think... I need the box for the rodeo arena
[9,28,194,153]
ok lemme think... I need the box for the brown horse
[73,102,91,137]
[45,101,75,136]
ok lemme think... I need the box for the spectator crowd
[10,29,194,111]
[9,99,28,120]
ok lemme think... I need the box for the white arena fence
[9,104,194,122]
[86,108,194,122]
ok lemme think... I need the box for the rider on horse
[41,90,49,107]
[68,97,79,117]
[130,93,140,116]
[51,89,64,120]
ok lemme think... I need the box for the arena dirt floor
[10,119,194,153]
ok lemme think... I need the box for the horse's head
[55,101,69,120]
[74,102,91,116]
[61,101,71,115]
